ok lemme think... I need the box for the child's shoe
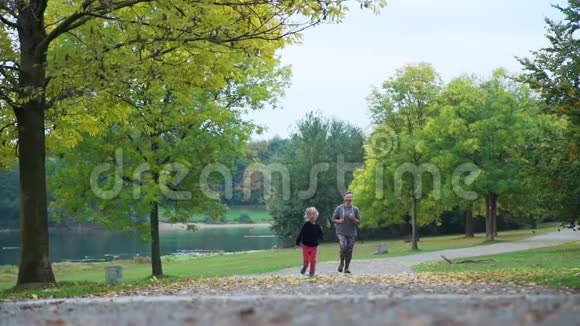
[309,272,315,277]
[300,266,307,275]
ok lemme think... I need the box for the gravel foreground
[100,274,579,297]
[1,294,579,326]
[1,275,578,326]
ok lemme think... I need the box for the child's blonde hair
[304,207,319,219]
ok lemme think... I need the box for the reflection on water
[0,226,279,265]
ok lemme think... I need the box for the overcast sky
[246,0,566,140]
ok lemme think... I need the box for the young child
[295,207,324,277]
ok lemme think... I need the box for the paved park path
[269,228,580,276]
[1,229,579,326]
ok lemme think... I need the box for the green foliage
[425,72,549,218]
[353,65,559,246]
[0,168,19,228]
[351,63,443,244]
[49,52,286,237]
[1,0,386,283]
[47,41,285,278]
[268,112,365,243]
[161,205,271,223]
[368,62,442,129]
[517,0,579,225]
[517,0,579,133]
[1,0,388,157]
[228,206,271,222]
[516,113,579,225]
[237,213,253,224]
[227,138,290,206]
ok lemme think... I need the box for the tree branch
[125,132,149,163]
[0,1,17,19]
[0,63,22,73]
[441,255,495,264]
[0,66,19,87]
[0,90,19,110]
[0,14,17,28]
[0,121,16,136]
[39,0,151,50]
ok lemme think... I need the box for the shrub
[238,213,253,224]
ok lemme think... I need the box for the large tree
[351,63,442,250]
[0,0,386,284]
[510,114,575,227]
[425,71,543,241]
[517,0,579,227]
[421,76,486,238]
[50,54,286,276]
[268,112,364,244]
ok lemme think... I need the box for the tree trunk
[149,136,162,277]
[16,2,56,285]
[485,193,498,241]
[15,107,56,285]
[492,194,498,238]
[465,209,474,237]
[150,201,163,276]
[411,196,418,250]
[485,193,494,241]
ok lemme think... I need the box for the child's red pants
[302,245,318,274]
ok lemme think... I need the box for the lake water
[0,226,279,266]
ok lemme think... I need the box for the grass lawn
[0,225,556,300]
[160,205,272,223]
[413,241,580,289]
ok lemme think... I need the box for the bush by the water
[203,216,226,224]
[238,213,253,224]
